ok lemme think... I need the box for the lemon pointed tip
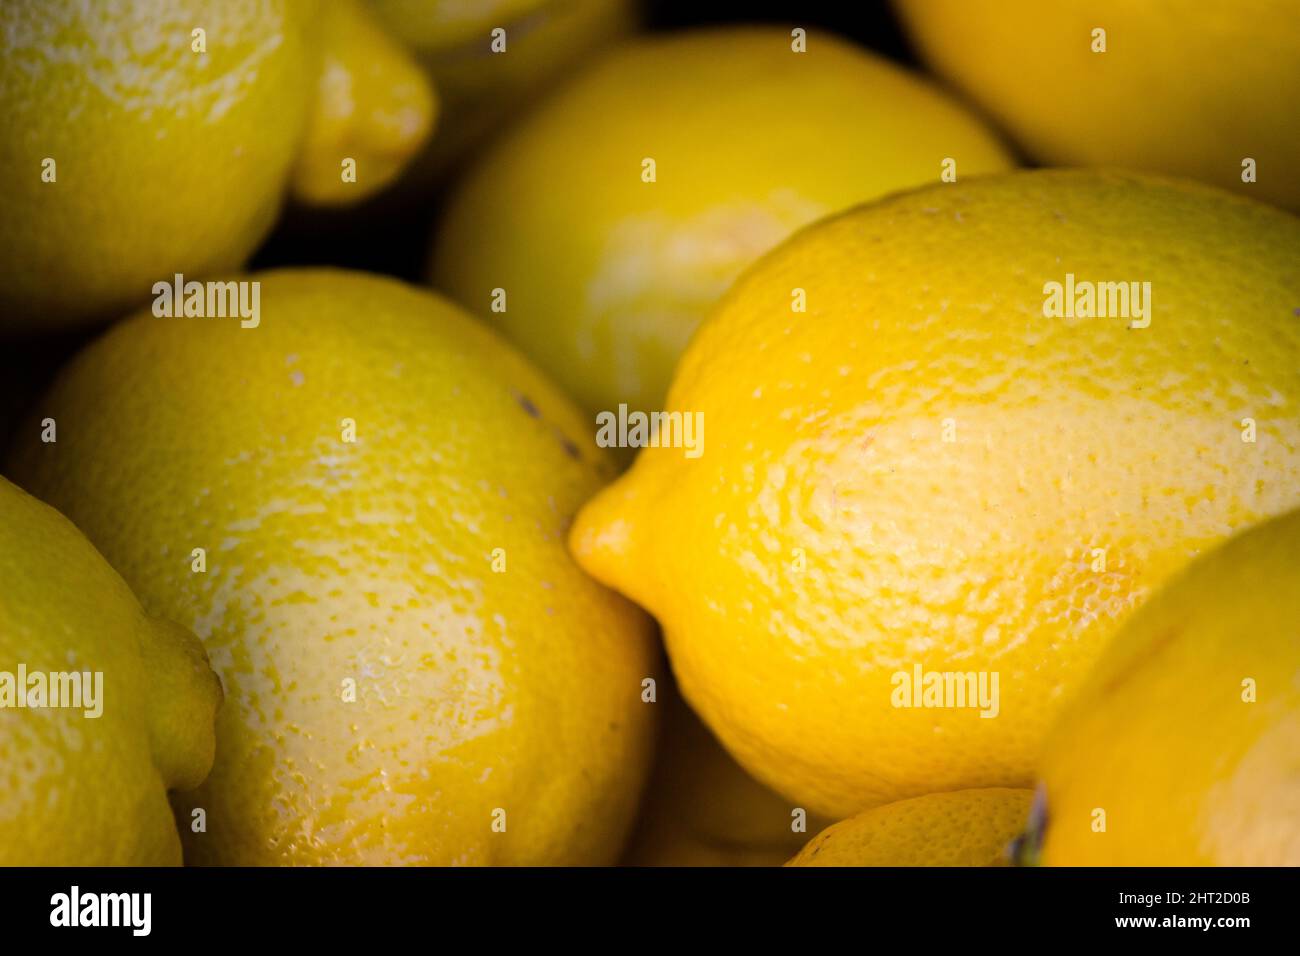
[569,477,651,605]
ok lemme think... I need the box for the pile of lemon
[1,0,1297,867]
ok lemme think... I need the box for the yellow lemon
[623,680,830,866]
[367,0,636,184]
[289,0,440,206]
[431,26,1013,419]
[894,0,1300,211]
[570,169,1300,820]
[1032,507,1300,866]
[0,476,220,865]
[7,269,657,865]
[789,789,1032,867]
[0,0,435,330]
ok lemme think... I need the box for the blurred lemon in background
[0,0,434,330]
[788,789,1032,866]
[1035,507,1300,866]
[8,269,657,865]
[0,476,220,865]
[431,26,1013,419]
[894,0,1300,211]
[623,680,829,866]
[368,0,635,184]
[571,169,1300,820]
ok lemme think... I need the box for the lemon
[571,169,1300,820]
[289,0,440,206]
[1031,508,1300,866]
[431,26,1013,419]
[8,269,657,865]
[369,0,556,50]
[367,0,635,184]
[0,0,434,330]
[0,475,220,866]
[623,680,829,866]
[894,0,1300,212]
[789,789,1032,867]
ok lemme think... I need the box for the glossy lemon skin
[0,0,433,330]
[789,789,1033,867]
[8,269,657,865]
[0,477,220,866]
[431,26,1013,418]
[894,0,1300,211]
[1038,508,1300,866]
[571,169,1300,820]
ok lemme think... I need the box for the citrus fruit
[430,26,1013,418]
[623,680,829,866]
[7,268,658,865]
[570,168,1300,820]
[0,0,435,330]
[1032,507,1300,866]
[788,789,1033,867]
[289,0,440,206]
[894,0,1300,211]
[0,475,221,866]
[367,0,635,184]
